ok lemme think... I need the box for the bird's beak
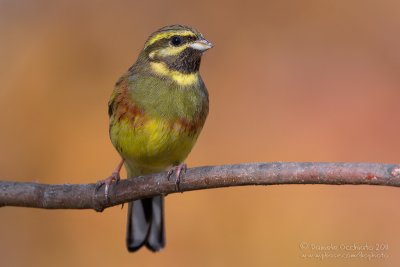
[189,38,213,52]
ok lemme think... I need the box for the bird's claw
[96,172,121,201]
[167,163,187,191]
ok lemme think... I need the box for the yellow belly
[110,117,199,172]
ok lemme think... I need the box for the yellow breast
[110,117,200,170]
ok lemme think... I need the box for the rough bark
[1,162,400,212]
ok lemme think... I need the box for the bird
[99,25,212,252]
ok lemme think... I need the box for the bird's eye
[170,36,182,46]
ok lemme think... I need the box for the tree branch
[1,162,400,212]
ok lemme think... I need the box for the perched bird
[100,25,212,252]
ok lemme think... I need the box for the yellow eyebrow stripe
[150,62,199,86]
[145,30,196,48]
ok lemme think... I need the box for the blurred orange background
[1,0,400,266]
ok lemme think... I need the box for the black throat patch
[162,48,202,74]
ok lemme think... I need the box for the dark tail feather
[145,196,165,251]
[126,196,165,252]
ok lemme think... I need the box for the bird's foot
[96,159,124,201]
[96,172,121,201]
[167,163,187,192]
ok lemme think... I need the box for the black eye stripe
[170,36,182,46]
[146,35,198,52]
[170,35,197,46]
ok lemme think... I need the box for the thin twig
[1,162,400,212]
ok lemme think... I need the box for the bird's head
[140,25,213,75]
